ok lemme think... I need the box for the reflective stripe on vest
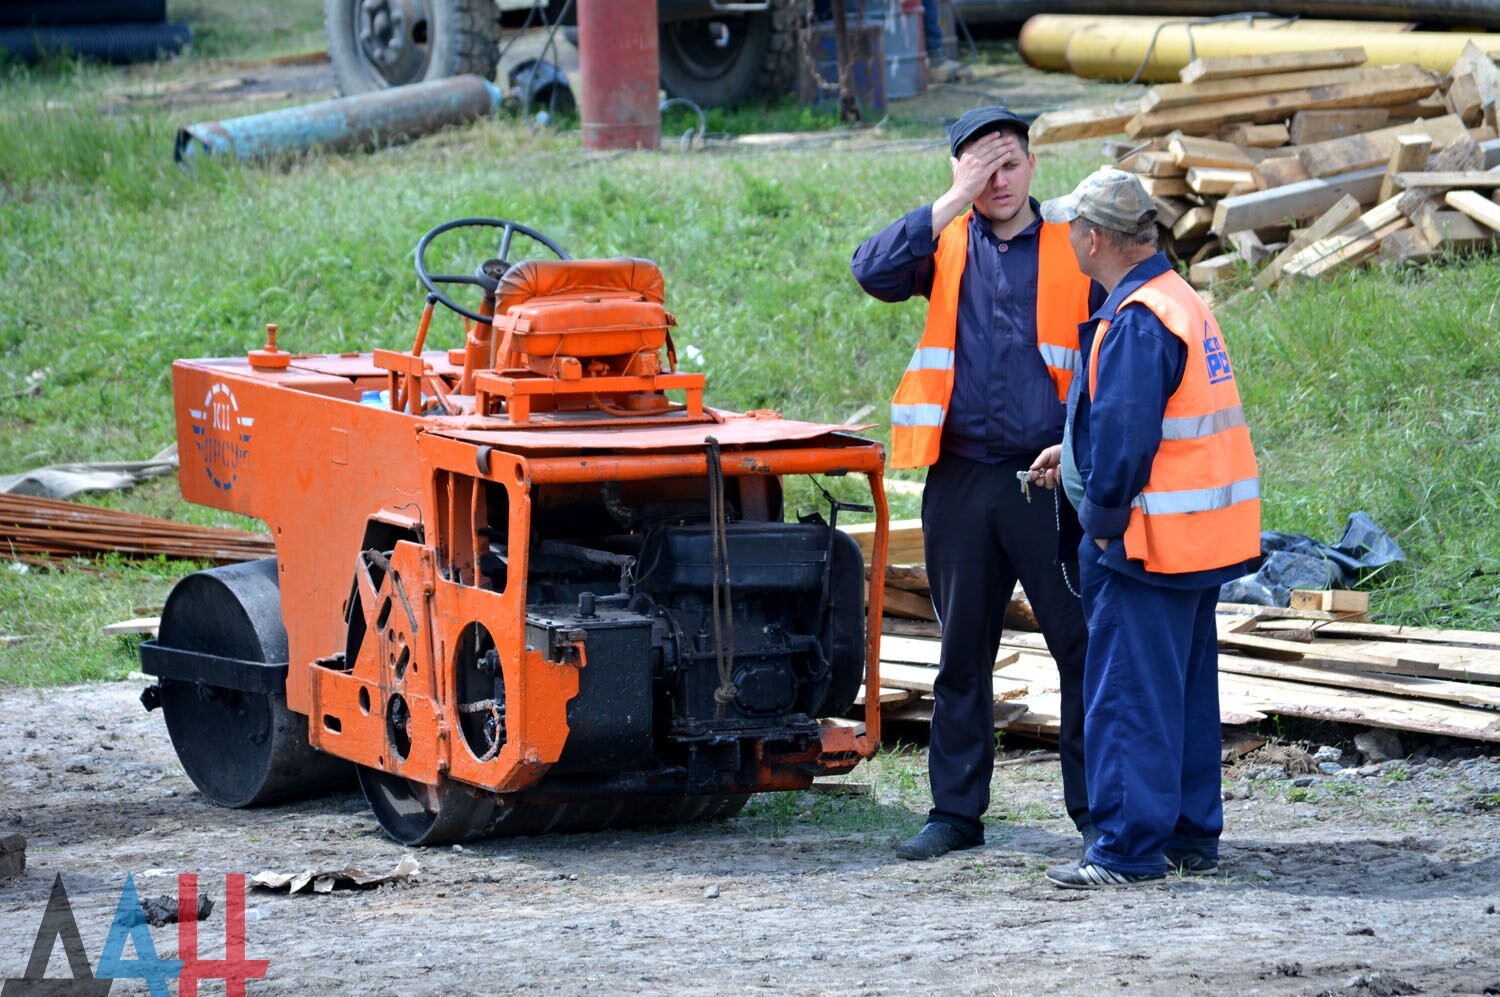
[1088,269,1261,574]
[887,210,1092,469]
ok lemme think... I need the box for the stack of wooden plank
[1030,43,1500,289]
[841,520,1500,745]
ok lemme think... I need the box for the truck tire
[325,0,502,95]
[658,0,797,107]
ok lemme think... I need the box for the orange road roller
[138,218,890,844]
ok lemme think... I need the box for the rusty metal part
[0,493,274,566]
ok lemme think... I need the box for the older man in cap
[1028,167,1262,888]
[850,107,1101,861]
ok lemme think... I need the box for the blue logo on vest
[1202,324,1233,384]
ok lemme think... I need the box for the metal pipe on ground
[978,1,1500,31]
[1020,13,1500,81]
[174,75,504,164]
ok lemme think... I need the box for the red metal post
[576,0,660,150]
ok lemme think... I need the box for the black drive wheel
[324,0,502,96]
[155,559,352,808]
[658,0,797,107]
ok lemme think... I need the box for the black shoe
[1165,849,1219,875]
[896,821,982,861]
[1045,860,1165,890]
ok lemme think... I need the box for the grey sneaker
[1165,849,1219,875]
[1045,860,1165,889]
[896,821,982,861]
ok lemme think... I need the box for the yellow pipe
[1019,13,1416,72]
[1050,19,1500,82]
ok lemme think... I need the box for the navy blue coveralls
[852,201,1102,842]
[1066,253,1253,874]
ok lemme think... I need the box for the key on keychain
[1016,469,1033,503]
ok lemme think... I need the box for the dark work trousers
[1078,539,1224,876]
[921,452,1089,841]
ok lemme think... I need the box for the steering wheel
[414,218,570,325]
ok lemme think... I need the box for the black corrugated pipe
[0,22,191,64]
[0,2,167,26]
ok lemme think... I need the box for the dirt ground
[3,680,1500,996]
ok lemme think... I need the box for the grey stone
[1317,761,1343,775]
[1313,745,1343,763]
[1355,728,1405,764]
[1293,776,1316,787]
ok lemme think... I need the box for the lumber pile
[845,519,1500,745]
[0,493,275,566]
[1030,44,1500,289]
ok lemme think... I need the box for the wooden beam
[841,518,923,566]
[1392,169,1500,191]
[1289,588,1370,615]
[1378,133,1433,202]
[1288,107,1390,145]
[1168,132,1268,169]
[1144,65,1405,112]
[1252,155,1311,190]
[1187,166,1255,196]
[1416,205,1500,248]
[1281,206,1409,279]
[1378,226,1438,263]
[1188,252,1243,287]
[1125,66,1441,139]
[1445,188,1500,231]
[1252,193,1365,289]
[1220,122,1291,148]
[1295,114,1470,178]
[1178,47,1367,85]
[1029,101,1138,145]
[1172,205,1215,240]
[1213,166,1384,235]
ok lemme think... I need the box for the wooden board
[1216,656,1500,710]
[879,661,1029,701]
[1219,671,1500,742]
[880,634,1019,671]
[841,518,923,565]
[1252,193,1364,289]
[1179,47,1367,85]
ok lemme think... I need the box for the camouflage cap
[1040,167,1157,233]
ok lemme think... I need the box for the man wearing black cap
[850,106,1101,861]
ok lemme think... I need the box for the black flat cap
[947,106,1029,156]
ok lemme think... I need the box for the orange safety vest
[1088,269,1262,575]
[889,211,1092,469]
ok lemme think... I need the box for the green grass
[1,2,1498,685]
